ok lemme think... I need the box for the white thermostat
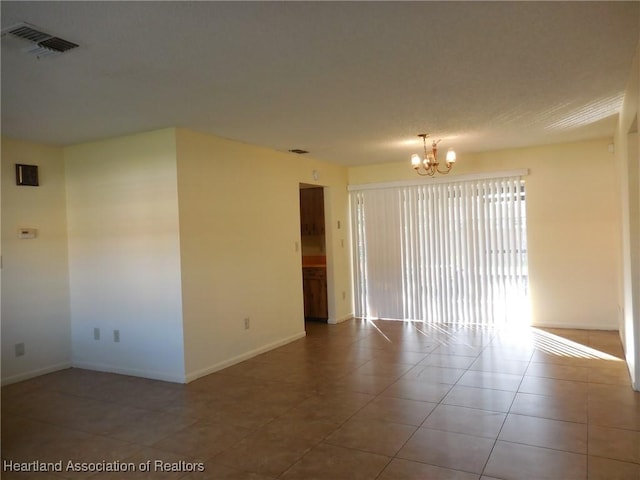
[18,228,37,239]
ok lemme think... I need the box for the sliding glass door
[350,174,528,326]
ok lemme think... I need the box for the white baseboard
[3,331,308,386]
[530,321,618,331]
[71,361,187,384]
[328,314,354,325]
[184,330,306,383]
[1,361,72,386]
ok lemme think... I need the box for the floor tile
[442,385,516,413]
[419,354,477,369]
[510,392,587,423]
[280,443,390,480]
[588,364,632,386]
[152,420,250,459]
[353,359,414,377]
[397,428,494,474]
[588,425,640,464]
[87,377,185,412]
[325,418,417,456]
[88,447,200,479]
[484,441,587,480]
[353,395,437,426]
[469,357,529,375]
[1,415,143,475]
[361,348,428,365]
[287,391,373,423]
[193,398,285,430]
[184,461,277,479]
[377,458,479,480]
[457,370,523,392]
[1,321,636,480]
[330,372,397,395]
[588,399,640,431]
[104,409,199,446]
[499,414,587,453]
[538,328,590,344]
[477,346,534,362]
[422,404,506,438]
[525,362,589,382]
[403,365,466,384]
[259,411,341,443]
[530,350,592,368]
[588,383,640,408]
[381,378,453,403]
[432,344,484,357]
[518,375,589,398]
[587,456,640,480]
[212,431,318,478]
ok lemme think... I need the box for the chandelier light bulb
[446,148,456,163]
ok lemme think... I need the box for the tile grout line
[476,335,533,479]
[373,329,494,478]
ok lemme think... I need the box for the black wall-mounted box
[16,164,39,186]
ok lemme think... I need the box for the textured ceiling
[1,1,639,166]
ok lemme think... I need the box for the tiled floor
[2,319,639,479]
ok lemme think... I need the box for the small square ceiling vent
[1,22,78,58]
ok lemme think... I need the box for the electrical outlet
[94,327,100,340]
[244,317,250,330]
[15,343,25,357]
[113,330,120,343]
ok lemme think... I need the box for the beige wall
[1,128,351,385]
[615,40,639,390]
[0,129,625,385]
[1,138,71,384]
[176,129,351,381]
[349,138,621,330]
[65,129,186,382]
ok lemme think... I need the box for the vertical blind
[350,174,528,326]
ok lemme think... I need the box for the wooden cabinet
[302,267,328,319]
[300,187,325,236]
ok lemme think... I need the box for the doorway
[299,185,328,322]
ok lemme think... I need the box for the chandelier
[411,133,456,176]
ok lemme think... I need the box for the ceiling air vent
[289,149,309,154]
[1,22,78,58]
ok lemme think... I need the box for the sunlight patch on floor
[366,318,392,343]
[531,328,623,361]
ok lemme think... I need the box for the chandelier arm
[435,163,452,175]
[415,163,438,176]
